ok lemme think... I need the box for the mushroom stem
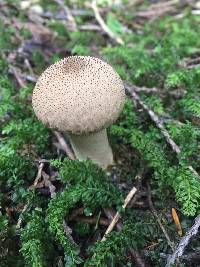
[69,129,114,169]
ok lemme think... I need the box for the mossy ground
[0,1,200,266]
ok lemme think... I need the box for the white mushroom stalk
[32,56,125,168]
[69,129,113,168]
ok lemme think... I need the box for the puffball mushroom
[32,56,125,168]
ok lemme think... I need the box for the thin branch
[91,0,124,45]
[125,83,181,154]
[79,24,102,31]
[125,83,200,180]
[151,251,200,262]
[133,86,159,94]
[147,183,174,250]
[33,162,44,187]
[24,58,35,77]
[166,214,200,267]
[42,171,56,198]
[135,0,178,20]
[9,66,26,88]
[101,186,137,241]
[103,207,123,230]
[69,207,84,221]
[129,249,147,267]
[54,131,76,160]
[21,73,37,83]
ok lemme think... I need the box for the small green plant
[20,211,55,267]
[85,221,146,267]
[47,160,123,265]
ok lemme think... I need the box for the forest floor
[0,0,200,266]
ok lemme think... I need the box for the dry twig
[101,186,137,241]
[91,0,124,45]
[133,86,159,94]
[42,171,56,198]
[166,214,200,266]
[54,131,75,160]
[9,66,26,88]
[125,83,200,180]
[136,0,178,20]
[24,58,35,77]
[33,162,44,187]
[63,220,78,246]
[125,83,181,154]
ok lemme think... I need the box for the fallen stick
[125,83,181,154]
[101,186,137,241]
[33,162,44,187]
[91,0,124,45]
[9,66,26,88]
[54,131,75,160]
[165,214,200,266]
[125,83,200,180]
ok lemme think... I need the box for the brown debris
[13,20,55,44]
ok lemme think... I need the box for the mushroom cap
[32,56,125,134]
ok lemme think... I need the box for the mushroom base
[69,129,114,169]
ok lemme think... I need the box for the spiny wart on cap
[32,56,125,134]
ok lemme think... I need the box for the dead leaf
[172,208,183,236]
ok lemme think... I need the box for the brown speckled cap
[32,56,125,134]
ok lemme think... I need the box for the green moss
[31,51,47,74]
[47,21,69,38]
[0,20,15,50]
[20,211,55,267]
[85,221,146,267]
